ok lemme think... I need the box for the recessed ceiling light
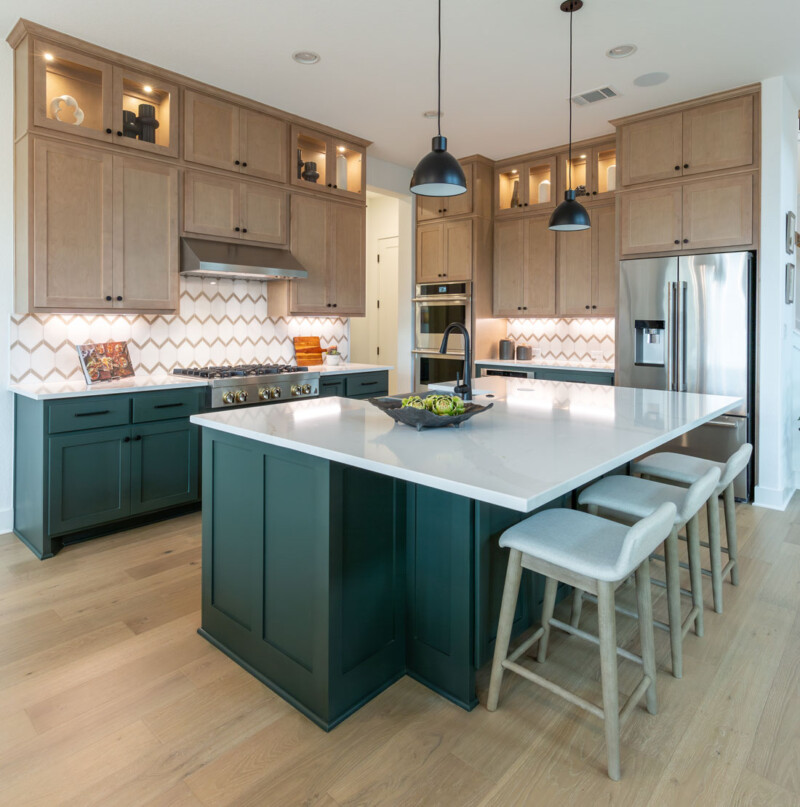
[292,51,320,65]
[579,154,587,159]
[143,85,153,93]
[43,52,54,62]
[634,71,669,87]
[606,44,637,59]
[422,110,443,119]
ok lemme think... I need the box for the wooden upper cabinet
[682,173,753,250]
[416,195,443,222]
[240,183,287,245]
[443,219,473,282]
[240,109,288,182]
[293,125,366,200]
[416,222,445,283]
[496,157,556,216]
[560,143,617,202]
[290,195,330,314]
[32,138,113,309]
[620,113,683,187]
[113,156,178,310]
[619,185,683,256]
[557,227,592,317]
[184,91,239,171]
[682,95,754,176]
[416,162,474,220]
[524,216,557,316]
[329,201,366,315]
[591,203,617,316]
[112,67,179,158]
[493,219,526,316]
[184,171,240,239]
[31,39,113,143]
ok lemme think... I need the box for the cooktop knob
[222,391,235,404]
[270,387,282,399]
[236,390,248,403]
[302,384,312,395]
[258,388,269,400]
[291,384,302,397]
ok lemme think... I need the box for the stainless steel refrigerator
[616,252,754,500]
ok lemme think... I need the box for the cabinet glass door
[563,152,589,199]
[330,139,365,198]
[527,158,555,209]
[497,165,525,214]
[113,68,177,157]
[33,40,112,142]
[594,146,617,197]
[293,126,328,191]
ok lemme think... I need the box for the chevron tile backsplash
[506,318,615,367]
[9,276,349,384]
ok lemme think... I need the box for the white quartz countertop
[191,376,741,512]
[9,374,209,400]
[307,363,393,376]
[476,358,615,373]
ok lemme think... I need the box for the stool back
[616,501,677,578]
[677,466,721,524]
[720,443,753,489]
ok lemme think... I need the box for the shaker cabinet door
[590,203,617,316]
[619,186,683,256]
[682,95,754,176]
[557,226,592,317]
[682,173,753,251]
[620,112,683,187]
[329,200,365,315]
[184,170,241,239]
[184,90,240,171]
[113,155,178,310]
[493,219,526,316]
[416,223,445,283]
[240,108,288,182]
[240,182,287,245]
[32,138,114,309]
[443,219,473,282]
[524,215,557,316]
[290,195,330,313]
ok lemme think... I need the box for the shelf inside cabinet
[297,132,327,188]
[120,76,172,149]
[596,148,617,195]
[43,53,104,132]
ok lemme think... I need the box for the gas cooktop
[172,364,308,379]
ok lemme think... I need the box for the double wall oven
[413,282,471,388]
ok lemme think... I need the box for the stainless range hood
[180,238,308,280]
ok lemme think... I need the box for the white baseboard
[0,506,12,535]
[753,485,794,510]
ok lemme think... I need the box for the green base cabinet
[199,428,569,728]
[319,371,389,399]
[13,387,202,559]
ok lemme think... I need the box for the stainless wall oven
[414,282,471,352]
[413,352,469,390]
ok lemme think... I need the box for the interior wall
[756,76,799,509]
[0,47,13,532]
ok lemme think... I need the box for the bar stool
[487,502,676,781]
[631,444,752,613]
[575,466,720,679]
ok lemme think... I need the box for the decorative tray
[368,396,493,431]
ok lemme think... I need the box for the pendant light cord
[568,6,573,190]
[437,0,442,138]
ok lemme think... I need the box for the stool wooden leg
[635,558,658,716]
[487,549,523,711]
[597,580,621,781]
[664,526,683,679]
[537,576,559,663]
[686,514,704,637]
[707,496,723,613]
[723,483,739,586]
[570,586,583,628]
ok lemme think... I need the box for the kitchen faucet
[439,322,472,401]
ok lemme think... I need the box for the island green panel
[405,485,476,709]
[533,368,614,386]
[319,378,345,398]
[130,419,199,515]
[47,426,132,536]
[13,395,48,558]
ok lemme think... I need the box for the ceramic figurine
[510,179,519,208]
[122,110,139,138]
[336,153,348,191]
[538,179,551,204]
[49,95,84,126]
[302,161,319,183]
[136,103,159,143]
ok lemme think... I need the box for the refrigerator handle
[679,281,688,392]
[667,281,677,391]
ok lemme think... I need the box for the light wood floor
[1,494,799,807]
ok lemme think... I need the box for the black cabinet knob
[328,183,333,188]
[517,306,522,310]
[116,296,122,301]
[523,203,528,206]
[242,162,247,167]
[683,163,689,169]
[442,208,446,212]
[116,131,123,137]
[105,128,112,134]
[674,240,680,245]
[133,435,142,441]
[326,303,331,307]
[592,191,597,195]
[332,303,337,308]
[523,306,528,310]
[123,436,130,443]
[585,305,590,309]
[333,184,338,189]
[105,295,112,301]
[234,227,240,232]
[592,305,597,309]
[234,160,240,165]
[438,209,442,213]
[242,228,247,233]
[683,238,689,243]
[675,165,681,171]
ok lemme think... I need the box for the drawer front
[132,388,203,423]
[48,395,130,434]
[319,378,345,398]
[345,372,389,398]
[533,369,614,386]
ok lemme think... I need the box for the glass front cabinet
[30,39,178,157]
[292,125,366,200]
[495,156,556,216]
[560,143,617,201]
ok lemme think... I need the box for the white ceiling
[4,1,800,167]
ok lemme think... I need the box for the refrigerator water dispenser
[634,320,665,366]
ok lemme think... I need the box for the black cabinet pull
[123,436,131,442]
[105,295,112,301]
[683,163,689,169]
[683,238,689,244]
[327,183,332,188]
[442,208,447,213]
[74,410,110,417]
[517,306,522,311]
[674,165,680,171]
[105,128,112,134]
[242,228,248,233]
[674,240,680,245]
[326,303,332,307]
[361,381,378,386]
[234,160,240,165]
[333,184,338,189]
[438,209,442,213]
[116,131,123,137]
[153,402,184,409]
[332,303,337,308]
[523,202,528,206]
[592,305,597,309]
[234,227,240,232]
[523,306,528,310]
[242,162,247,167]
[585,305,590,309]
[116,296,122,301]
[133,435,142,441]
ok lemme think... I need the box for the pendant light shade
[549,0,590,232]
[410,0,467,197]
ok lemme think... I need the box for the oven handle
[412,349,466,357]
[412,296,470,303]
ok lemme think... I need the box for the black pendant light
[410,0,467,197]
[549,0,591,231]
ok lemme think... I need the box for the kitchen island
[191,378,740,729]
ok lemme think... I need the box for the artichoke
[424,394,461,416]
[401,395,426,410]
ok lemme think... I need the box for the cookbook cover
[76,341,135,384]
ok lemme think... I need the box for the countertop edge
[309,364,394,377]
[9,376,209,400]
[476,359,615,374]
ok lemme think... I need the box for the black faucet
[439,322,472,401]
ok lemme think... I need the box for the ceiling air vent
[571,86,620,106]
